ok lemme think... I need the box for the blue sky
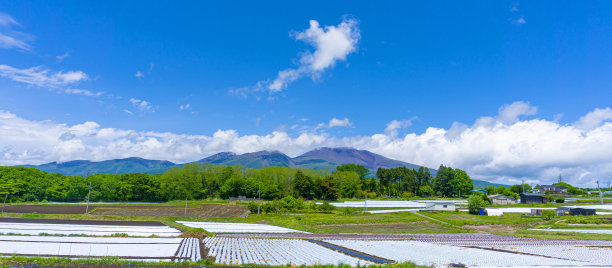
[1,1,612,186]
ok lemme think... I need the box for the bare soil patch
[92,204,248,218]
[0,217,166,226]
[2,205,93,214]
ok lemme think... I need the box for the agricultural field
[0,218,181,236]
[177,221,307,233]
[203,237,370,266]
[0,235,201,262]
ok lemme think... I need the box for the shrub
[341,207,356,215]
[280,196,304,212]
[542,209,556,220]
[555,197,565,203]
[247,201,259,214]
[317,201,335,213]
[468,194,489,215]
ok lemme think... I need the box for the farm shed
[488,194,517,205]
[556,207,571,216]
[569,208,596,216]
[425,202,455,211]
[520,193,547,204]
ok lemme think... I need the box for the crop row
[203,237,370,266]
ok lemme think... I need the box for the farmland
[0,200,611,267]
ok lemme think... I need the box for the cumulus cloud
[3,102,612,187]
[135,71,144,78]
[236,17,360,96]
[268,18,360,92]
[0,64,88,87]
[179,104,191,111]
[573,107,612,131]
[0,13,33,51]
[129,98,153,111]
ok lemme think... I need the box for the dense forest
[0,163,473,203]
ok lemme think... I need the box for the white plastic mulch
[528,228,612,235]
[0,235,200,262]
[323,240,589,267]
[323,200,468,208]
[204,237,370,266]
[176,221,306,233]
[0,222,182,237]
[366,209,420,214]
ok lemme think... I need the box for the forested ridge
[0,163,473,202]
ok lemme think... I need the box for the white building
[425,202,456,211]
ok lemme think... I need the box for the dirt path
[410,211,462,229]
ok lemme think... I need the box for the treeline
[0,163,473,203]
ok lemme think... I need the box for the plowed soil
[2,205,93,214]
[92,204,248,218]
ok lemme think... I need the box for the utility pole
[85,182,92,213]
[257,185,261,216]
[2,193,8,215]
[364,195,367,212]
[597,181,604,205]
[185,198,188,217]
[522,180,525,193]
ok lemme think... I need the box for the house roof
[520,193,544,197]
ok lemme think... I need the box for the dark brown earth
[0,217,166,226]
[2,205,94,214]
[92,204,249,218]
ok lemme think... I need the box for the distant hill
[198,151,295,169]
[16,147,507,187]
[293,147,424,171]
[21,157,175,176]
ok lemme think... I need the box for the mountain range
[19,147,506,187]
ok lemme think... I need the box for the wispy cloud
[56,51,70,62]
[134,71,144,78]
[179,104,191,111]
[123,109,133,115]
[0,13,34,51]
[129,98,153,111]
[510,2,519,12]
[512,16,526,25]
[64,88,103,97]
[385,118,417,137]
[0,64,88,87]
[235,17,360,97]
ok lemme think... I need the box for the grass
[420,211,544,226]
[0,256,429,268]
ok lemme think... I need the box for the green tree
[292,170,314,199]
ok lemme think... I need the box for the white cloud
[0,13,33,51]
[0,64,88,87]
[239,17,360,94]
[513,16,526,25]
[385,118,415,137]
[3,103,612,187]
[129,98,153,111]
[316,117,353,129]
[56,51,70,62]
[64,88,102,97]
[510,2,519,12]
[123,109,133,115]
[135,71,144,78]
[573,107,612,131]
[179,104,191,111]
